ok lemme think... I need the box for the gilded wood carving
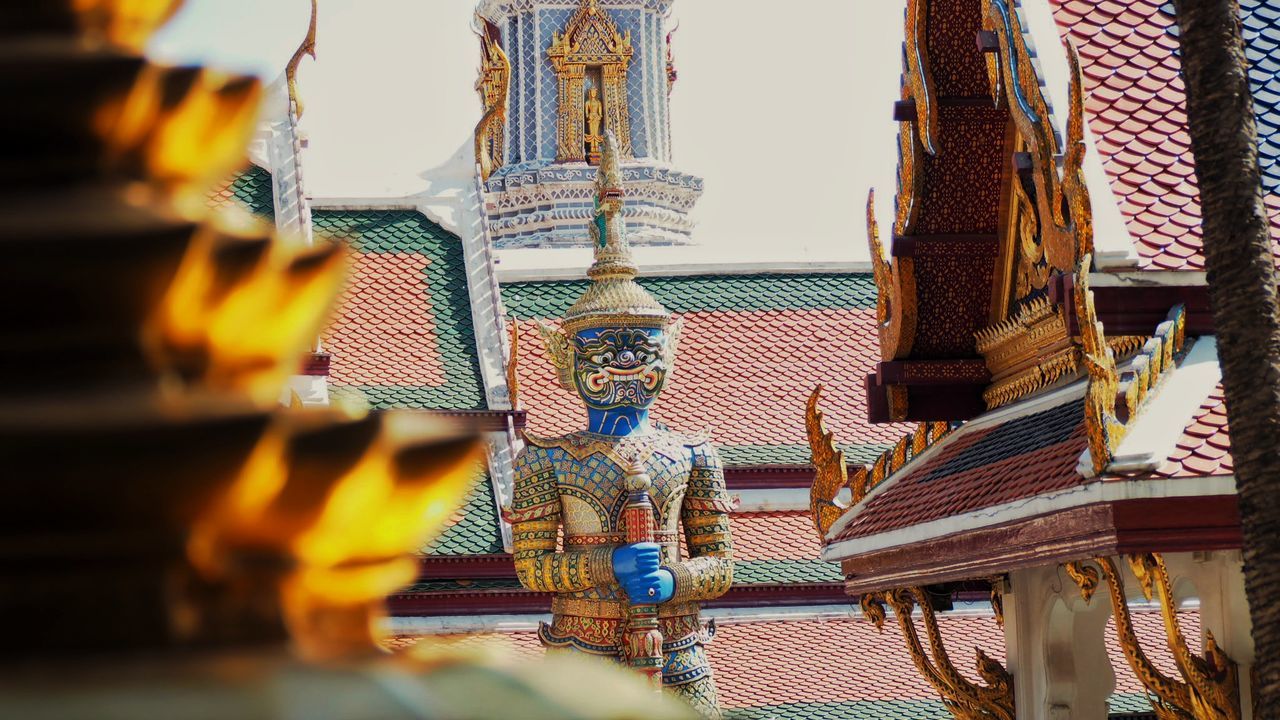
[474,15,510,181]
[285,0,318,119]
[868,190,918,361]
[806,385,852,541]
[1064,555,1239,719]
[1076,254,1188,475]
[863,587,1014,720]
[806,385,949,540]
[980,1,1092,275]
[506,316,520,411]
[547,0,633,162]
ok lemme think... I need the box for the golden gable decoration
[474,14,510,181]
[547,0,634,163]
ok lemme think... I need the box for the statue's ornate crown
[559,130,671,335]
[535,131,682,390]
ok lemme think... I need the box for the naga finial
[285,0,318,120]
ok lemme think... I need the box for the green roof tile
[719,443,893,467]
[207,164,275,220]
[502,273,877,318]
[726,699,950,720]
[315,208,487,412]
[1107,693,1157,714]
[422,469,504,556]
[734,559,843,585]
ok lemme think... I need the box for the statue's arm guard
[510,446,613,593]
[668,441,734,604]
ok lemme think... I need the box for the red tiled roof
[830,399,1089,544]
[515,309,907,451]
[327,252,446,387]
[1050,0,1280,270]
[1051,0,1202,270]
[1152,383,1233,478]
[382,608,1191,711]
[729,511,823,562]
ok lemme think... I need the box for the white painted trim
[377,601,1002,636]
[1089,270,1208,287]
[496,247,873,281]
[730,488,809,512]
[825,378,1089,540]
[822,474,1236,562]
[1110,337,1220,473]
[380,613,544,635]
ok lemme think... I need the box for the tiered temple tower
[474,0,701,248]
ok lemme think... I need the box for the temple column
[1005,565,1114,719]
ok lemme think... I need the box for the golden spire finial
[285,0,318,119]
[556,130,669,335]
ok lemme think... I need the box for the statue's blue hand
[613,542,660,579]
[622,568,674,604]
[612,543,674,602]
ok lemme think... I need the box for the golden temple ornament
[862,587,1014,720]
[547,0,634,163]
[474,12,510,181]
[285,0,318,120]
[1064,555,1240,719]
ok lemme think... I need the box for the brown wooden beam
[836,494,1241,594]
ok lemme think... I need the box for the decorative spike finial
[286,0,318,120]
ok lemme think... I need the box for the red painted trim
[866,376,986,423]
[417,409,527,431]
[1052,274,1213,337]
[834,494,1240,593]
[724,465,815,489]
[300,352,331,377]
[877,359,990,385]
[419,554,516,579]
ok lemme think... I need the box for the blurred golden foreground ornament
[0,1,696,718]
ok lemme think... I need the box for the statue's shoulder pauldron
[521,431,574,451]
[654,422,713,450]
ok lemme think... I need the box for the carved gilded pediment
[547,0,633,163]
[474,15,509,181]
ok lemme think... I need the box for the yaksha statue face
[572,327,668,410]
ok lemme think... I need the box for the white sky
[150,0,906,263]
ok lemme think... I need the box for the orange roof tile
[327,252,446,387]
[516,308,906,458]
[383,608,1192,714]
[729,511,823,562]
[1152,383,1233,478]
[1050,0,1280,270]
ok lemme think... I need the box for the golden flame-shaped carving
[506,316,521,410]
[981,0,1092,275]
[807,385,852,540]
[474,13,510,180]
[1066,555,1240,719]
[808,382,952,541]
[1076,254,1188,475]
[861,587,1014,720]
[868,190,918,361]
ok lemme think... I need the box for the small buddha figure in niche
[585,86,604,161]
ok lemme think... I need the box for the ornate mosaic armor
[510,131,734,717]
[512,432,733,695]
